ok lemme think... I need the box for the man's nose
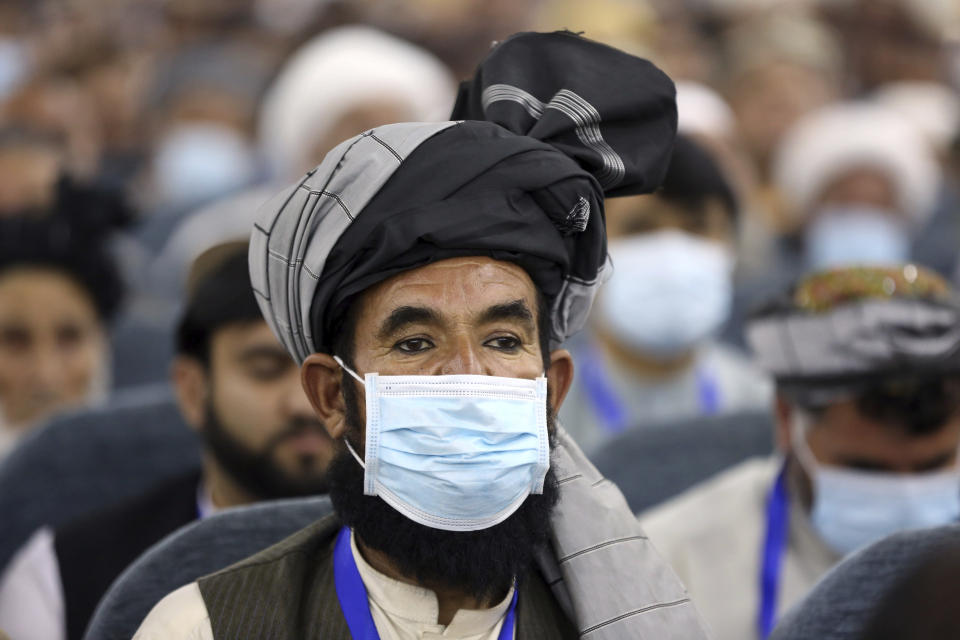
[31,342,66,392]
[439,338,485,376]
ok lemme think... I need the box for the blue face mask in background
[151,122,257,210]
[334,357,550,532]
[598,230,733,360]
[804,205,911,271]
[792,411,960,556]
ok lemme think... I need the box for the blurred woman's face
[0,268,106,429]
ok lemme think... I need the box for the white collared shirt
[350,530,514,640]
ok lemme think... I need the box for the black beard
[200,401,330,500]
[327,377,560,602]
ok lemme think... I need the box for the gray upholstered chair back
[0,384,199,571]
[591,410,775,513]
[84,496,333,640]
[770,524,960,640]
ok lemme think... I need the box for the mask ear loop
[344,438,366,469]
[332,355,365,384]
[332,355,367,468]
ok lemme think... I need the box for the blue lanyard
[333,526,518,639]
[757,463,790,639]
[579,342,721,434]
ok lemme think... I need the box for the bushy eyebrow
[375,300,534,341]
[477,299,534,332]
[377,306,442,340]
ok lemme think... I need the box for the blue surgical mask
[334,357,550,531]
[804,206,910,270]
[792,412,960,556]
[0,37,29,100]
[151,122,257,209]
[598,230,733,359]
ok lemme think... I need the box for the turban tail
[250,31,677,361]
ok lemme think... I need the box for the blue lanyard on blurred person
[333,526,519,640]
[579,342,720,434]
[757,462,790,639]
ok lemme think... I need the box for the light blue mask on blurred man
[804,205,910,270]
[599,230,733,360]
[792,412,960,556]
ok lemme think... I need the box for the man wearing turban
[134,31,709,639]
[642,264,960,640]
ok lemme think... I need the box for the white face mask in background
[0,37,29,101]
[791,410,960,556]
[334,357,550,532]
[151,122,258,210]
[598,230,733,360]
[804,205,911,271]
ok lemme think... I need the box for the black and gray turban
[249,30,677,363]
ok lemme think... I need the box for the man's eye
[485,336,520,351]
[395,338,434,353]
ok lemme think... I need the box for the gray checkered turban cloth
[250,31,677,363]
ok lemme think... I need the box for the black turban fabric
[250,31,677,362]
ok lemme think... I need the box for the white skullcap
[873,81,960,152]
[258,25,456,179]
[675,81,736,139]
[772,101,941,228]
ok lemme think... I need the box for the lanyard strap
[333,526,518,640]
[757,462,790,639]
[579,342,721,434]
[580,343,630,434]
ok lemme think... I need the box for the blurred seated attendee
[872,82,960,280]
[0,182,128,456]
[0,247,333,640]
[823,0,958,94]
[719,12,842,204]
[0,127,64,217]
[853,536,960,640]
[771,101,942,273]
[135,41,277,249]
[640,264,960,640]
[769,525,960,640]
[257,24,455,181]
[560,135,771,454]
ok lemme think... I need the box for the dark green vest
[198,514,578,639]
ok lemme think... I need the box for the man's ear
[546,348,574,412]
[774,393,794,454]
[170,356,208,431]
[302,353,348,440]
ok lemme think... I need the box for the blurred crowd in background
[1,0,959,448]
[0,0,959,637]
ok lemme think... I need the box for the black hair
[795,375,960,437]
[658,134,739,222]
[330,284,553,372]
[175,249,265,365]
[0,176,130,322]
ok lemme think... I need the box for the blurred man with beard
[134,31,709,640]
[0,245,332,640]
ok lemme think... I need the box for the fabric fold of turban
[250,30,677,363]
